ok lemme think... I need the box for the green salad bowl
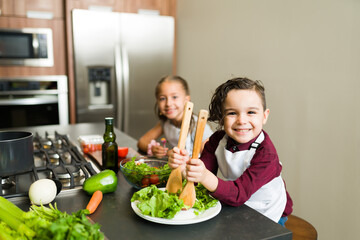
[119,158,171,189]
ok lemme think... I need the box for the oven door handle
[0,97,58,106]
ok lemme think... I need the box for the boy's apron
[215,131,286,222]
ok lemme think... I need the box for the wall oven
[0,75,68,128]
[0,28,53,67]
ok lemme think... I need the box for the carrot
[86,190,103,214]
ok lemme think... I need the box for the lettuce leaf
[193,184,219,215]
[131,185,184,219]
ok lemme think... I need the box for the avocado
[83,169,118,195]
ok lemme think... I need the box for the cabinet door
[25,0,64,18]
[123,0,176,16]
[2,0,64,19]
[68,0,121,11]
[0,0,15,16]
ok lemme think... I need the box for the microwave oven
[0,28,54,67]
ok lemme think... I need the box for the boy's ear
[263,109,270,125]
[185,95,191,102]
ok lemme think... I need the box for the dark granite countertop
[2,123,292,240]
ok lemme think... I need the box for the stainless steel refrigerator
[72,9,174,139]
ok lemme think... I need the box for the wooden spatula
[179,109,209,208]
[165,101,194,194]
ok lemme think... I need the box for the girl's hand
[168,147,190,172]
[151,145,168,159]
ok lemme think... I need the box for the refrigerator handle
[121,46,130,134]
[114,44,124,131]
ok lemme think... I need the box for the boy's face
[223,89,269,144]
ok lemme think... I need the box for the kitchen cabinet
[0,0,13,16]
[0,0,64,19]
[0,16,66,76]
[122,0,176,16]
[0,0,66,76]
[65,0,175,16]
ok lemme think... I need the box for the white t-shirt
[162,115,213,156]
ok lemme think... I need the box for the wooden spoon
[165,101,194,194]
[179,109,209,208]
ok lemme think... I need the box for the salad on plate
[131,183,221,224]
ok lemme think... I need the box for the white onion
[28,179,57,205]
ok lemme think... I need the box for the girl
[137,75,213,159]
[169,77,293,226]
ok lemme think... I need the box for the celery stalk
[0,196,25,220]
[0,222,15,240]
[0,231,13,240]
[0,197,36,238]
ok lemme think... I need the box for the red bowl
[118,147,129,158]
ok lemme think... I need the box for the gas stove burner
[35,133,65,151]
[46,151,71,165]
[52,165,81,179]
[48,152,60,165]
[53,139,64,149]
[1,176,15,189]
[41,139,53,149]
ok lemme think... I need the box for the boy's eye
[159,97,166,101]
[226,111,236,116]
[248,111,257,114]
[172,96,178,100]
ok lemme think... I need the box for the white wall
[176,1,360,239]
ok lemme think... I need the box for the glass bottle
[102,117,118,173]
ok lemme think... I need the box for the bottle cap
[105,117,114,125]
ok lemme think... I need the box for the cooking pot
[0,131,34,176]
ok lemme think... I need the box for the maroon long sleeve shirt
[200,130,293,217]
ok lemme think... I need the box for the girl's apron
[163,119,194,155]
[215,131,286,222]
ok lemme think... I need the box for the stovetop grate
[0,131,98,198]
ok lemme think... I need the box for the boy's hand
[151,145,168,159]
[168,147,190,172]
[185,158,219,192]
[185,158,207,183]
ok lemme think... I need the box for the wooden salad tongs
[179,109,209,209]
[165,101,194,194]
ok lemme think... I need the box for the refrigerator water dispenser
[88,67,111,105]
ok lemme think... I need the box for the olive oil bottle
[102,117,118,173]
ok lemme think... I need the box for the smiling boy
[169,77,293,226]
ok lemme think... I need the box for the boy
[169,77,293,225]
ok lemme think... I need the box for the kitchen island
[2,123,292,240]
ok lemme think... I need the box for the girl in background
[137,75,213,159]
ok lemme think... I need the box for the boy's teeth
[238,129,248,132]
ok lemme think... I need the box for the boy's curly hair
[208,77,266,127]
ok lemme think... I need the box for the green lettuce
[131,184,219,219]
[123,157,170,187]
[131,185,184,219]
[193,183,219,215]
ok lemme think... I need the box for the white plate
[131,189,222,225]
